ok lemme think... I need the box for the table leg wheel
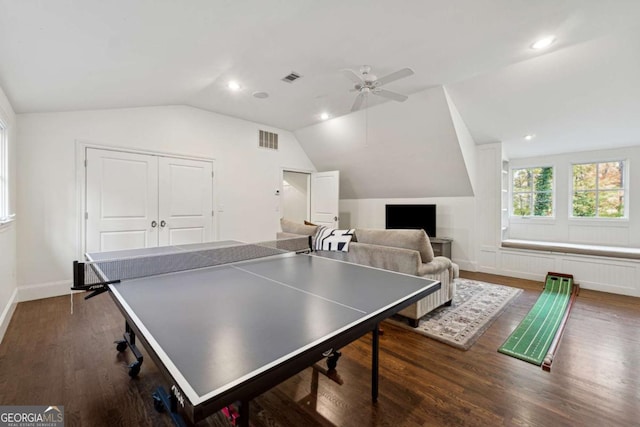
[128,361,141,378]
[152,393,164,412]
[327,351,342,370]
[115,340,127,352]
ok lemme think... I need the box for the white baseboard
[18,280,72,302]
[453,259,476,272]
[0,287,18,344]
[489,268,546,283]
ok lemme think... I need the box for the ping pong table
[72,239,440,426]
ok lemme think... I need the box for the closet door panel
[158,157,213,246]
[86,148,158,253]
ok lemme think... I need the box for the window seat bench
[501,239,640,260]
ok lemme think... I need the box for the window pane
[572,191,596,217]
[513,169,531,192]
[533,192,553,216]
[573,163,596,190]
[598,161,623,189]
[598,190,624,217]
[513,193,531,216]
[534,168,553,191]
[511,167,554,217]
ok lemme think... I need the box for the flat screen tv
[385,204,436,238]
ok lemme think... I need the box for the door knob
[160,220,167,227]
[334,216,338,221]
[151,220,157,228]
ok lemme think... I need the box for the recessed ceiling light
[524,134,536,141]
[531,36,556,50]
[227,81,241,91]
[252,91,269,99]
[320,112,330,120]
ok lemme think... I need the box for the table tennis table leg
[114,321,144,378]
[372,323,379,402]
[238,400,249,427]
[152,386,187,427]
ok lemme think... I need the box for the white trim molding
[17,280,72,303]
[0,287,18,344]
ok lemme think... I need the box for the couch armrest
[417,256,452,276]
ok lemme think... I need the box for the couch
[278,219,459,326]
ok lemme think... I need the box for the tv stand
[430,237,452,259]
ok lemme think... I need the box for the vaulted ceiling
[1,0,639,161]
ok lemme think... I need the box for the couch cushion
[280,218,318,236]
[314,242,421,276]
[355,229,435,262]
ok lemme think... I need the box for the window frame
[0,118,13,227]
[509,165,555,219]
[569,160,628,220]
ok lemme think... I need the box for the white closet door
[310,170,340,227]
[86,148,158,252]
[158,156,213,246]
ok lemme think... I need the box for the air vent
[281,71,302,83]
[259,130,279,150]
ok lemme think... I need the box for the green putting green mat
[498,275,573,365]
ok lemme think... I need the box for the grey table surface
[88,245,439,406]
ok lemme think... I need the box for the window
[572,161,626,218]
[0,119,9,224]
[511,167,554,217]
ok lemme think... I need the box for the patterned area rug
[388,279,522,350]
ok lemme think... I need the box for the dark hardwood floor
[1,271,638,426]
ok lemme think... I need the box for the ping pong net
[71,236,311,299]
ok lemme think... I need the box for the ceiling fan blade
[375,67,414,86]
[351,92,366,111]
[342,69,364,84]
[374,89,408,102]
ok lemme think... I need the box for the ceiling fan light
[531,36,556,50]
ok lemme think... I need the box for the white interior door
[86,148,158,252]
[310,170,340,227]
[158,157,213,246]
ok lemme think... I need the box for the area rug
[388,279,522,350]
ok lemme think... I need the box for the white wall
[339,197,476,271]
[444,87,477,196]
[295,86,474,199]
[16,105,315,299]
[0,84,17,343]
[335,89,479,271]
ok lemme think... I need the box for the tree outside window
[512,167,553,217]
[572,161,625,218]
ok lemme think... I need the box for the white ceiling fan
[342,65,414,112]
